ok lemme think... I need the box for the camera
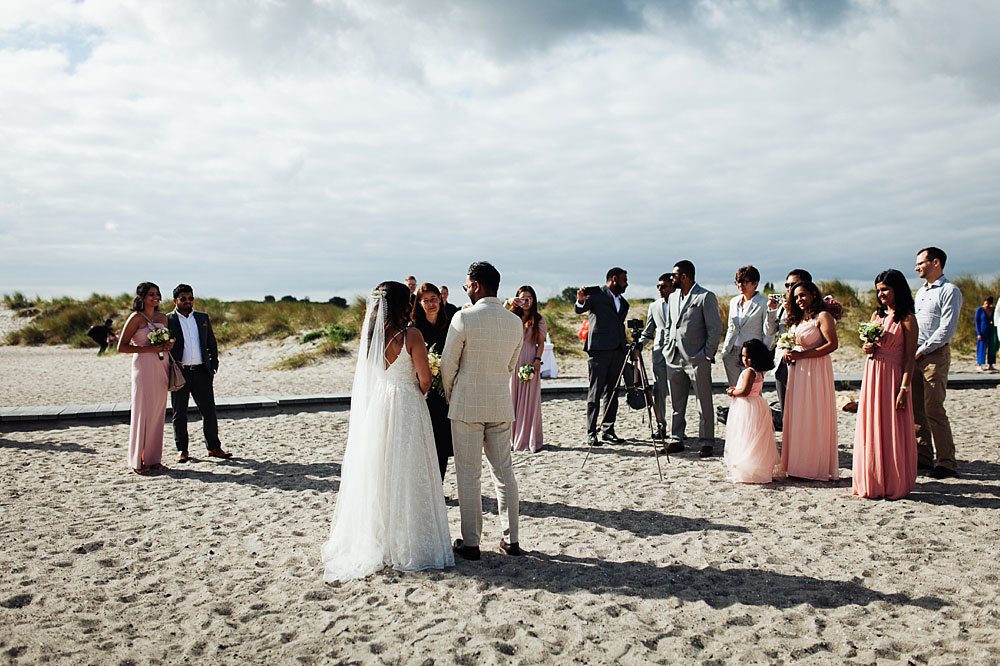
[626,318,645,344]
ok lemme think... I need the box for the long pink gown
[510,318,546,452]
[126,322,169,470]
[724,368,780,483]
[852,313,917,499]
[781,319,839,481]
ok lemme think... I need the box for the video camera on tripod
[623,318,651,410]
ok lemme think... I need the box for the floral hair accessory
[370,287,387,299]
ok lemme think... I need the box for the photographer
[576,268,629,447]
[637,273,675,439]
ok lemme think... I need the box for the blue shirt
[914,276,962,355]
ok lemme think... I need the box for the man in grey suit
[663,260,722,457]
[442,262,525,560]
[637,273,675,439]
[575,267,629,447]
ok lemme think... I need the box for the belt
[181,363,204,370]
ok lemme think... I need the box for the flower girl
[723,339,781,483]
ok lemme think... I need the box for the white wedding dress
[321,296,454,582]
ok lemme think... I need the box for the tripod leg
[634,354,665,481]
[581,355,630,470]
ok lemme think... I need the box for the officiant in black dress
[412,283,454,482]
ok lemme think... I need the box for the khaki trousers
[912,345,956,471]
[451,420,519,548]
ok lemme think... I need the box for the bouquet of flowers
[857,321,884,354]
[775,330,797,352]
[427,350,445,397]
[823,295,844,321]
[517,363,535,383]
[147,328,171,359]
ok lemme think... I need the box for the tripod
[581,342,667,481]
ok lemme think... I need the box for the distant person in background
[913,246,962,478]
[87,318,118,355]
[764,268,812,415]
[412,282,454,481]
[117,282,172,475]
[405,275,417,309]
[167,284,229,463]
[853,269,918,500]
[507,285,547,453]
[440,285,459,317]
[721,265,770,386]
[975,296,996,371]
[637,273,675,439]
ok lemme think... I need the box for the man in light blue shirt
[913,246,963,478]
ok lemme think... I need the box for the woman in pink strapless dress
[853,269,919,499]
[781,281,839,481]
[117,282,173,475]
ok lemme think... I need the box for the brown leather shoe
[207,449,232,459]
[499,540,521,556]
[452,539,481,561]
[176,452,190,463]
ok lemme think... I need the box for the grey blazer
[722,292,771,354]
[639,297,669,353]
[574,286,628,353]
[663,284,722,366]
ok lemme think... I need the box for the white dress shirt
[176,312,204,366]
[914,276,962,355]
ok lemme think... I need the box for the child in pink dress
[724,339,780,484]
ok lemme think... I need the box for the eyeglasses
[176,296,193,302]
[735,280,750,285]
[783,282,795,289]
[462,282,476,293]
[656,284,670,290]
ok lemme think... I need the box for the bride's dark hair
[367,281,412,353]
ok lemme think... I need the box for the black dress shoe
[654,425,667,440]
[917,463,934,473]
[665,441,685,454]
[452,539,481,560]
[602,430,626,444]
[929,465,959,479]
[699,445,715,458]
[587,434,601,447]
[499,540,521,556]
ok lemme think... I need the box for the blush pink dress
[511,318,546,452]
[852,313,917,499]
[781,319,839,481]
[724,368,780,483]
[126,321,169,470]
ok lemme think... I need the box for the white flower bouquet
[775,330,796,352]
[427,350,445,397]
[517,363,535,383]
[857,321,884,345]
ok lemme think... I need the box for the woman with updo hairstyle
[721,264,769,385]
[780,280,839,481]
[853,269,919,499]
[507,285,547,452]
[411,282,453,481]
[117,281,174,475]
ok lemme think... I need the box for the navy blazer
[167,310,219,373]
[575,285,628,353]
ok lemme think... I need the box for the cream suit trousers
[451,419,519,548]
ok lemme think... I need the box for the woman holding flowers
[412,283,453,481]
[117,281,173,475]
[781,280,839,481]
[507,286,547,452]
[853,269,918,499]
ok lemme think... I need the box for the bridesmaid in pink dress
[853,269,919,499]
[117,282,173,475]
[781,281,839,481]
[508,286,547,452]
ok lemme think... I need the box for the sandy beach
[3,322,1000,664]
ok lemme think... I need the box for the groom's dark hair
[468,262,501,295]
[173,284,194,298]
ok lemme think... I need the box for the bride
[321,281,454,582]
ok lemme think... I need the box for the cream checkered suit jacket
[441,297,524,423]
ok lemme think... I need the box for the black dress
[414,316,453,481]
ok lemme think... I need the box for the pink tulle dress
[781,319,839,481]
[852,313,917,499]
[724,368,780,483]
[126,321,169,471]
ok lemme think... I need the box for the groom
[441,261,525,560]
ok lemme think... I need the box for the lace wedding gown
[321,318,454,582]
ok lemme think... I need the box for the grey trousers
[451,419,519,548]
[650,349,669,428]
[666,356,715,443]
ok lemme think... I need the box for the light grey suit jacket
[721,292,771,354]
[441,297,524,423]
[639,297,670,354]
[663,284,722,367]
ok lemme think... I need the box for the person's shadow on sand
[162,456,341,493]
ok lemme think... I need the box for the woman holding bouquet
[781,280,839,481]
[412,283,453,481]
[508,286,547,452]
[117,282,173,475]
[853,269,918,499]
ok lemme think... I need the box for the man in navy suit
[576,267,629,447]
[167,284,230,463]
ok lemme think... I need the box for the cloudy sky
[2,0,998,302]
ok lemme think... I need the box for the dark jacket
[166,310,219,373]
[575,285,628,353]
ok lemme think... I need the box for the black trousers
[171,365,221,452]
[586,348,626,436]
[774,360,788,413]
